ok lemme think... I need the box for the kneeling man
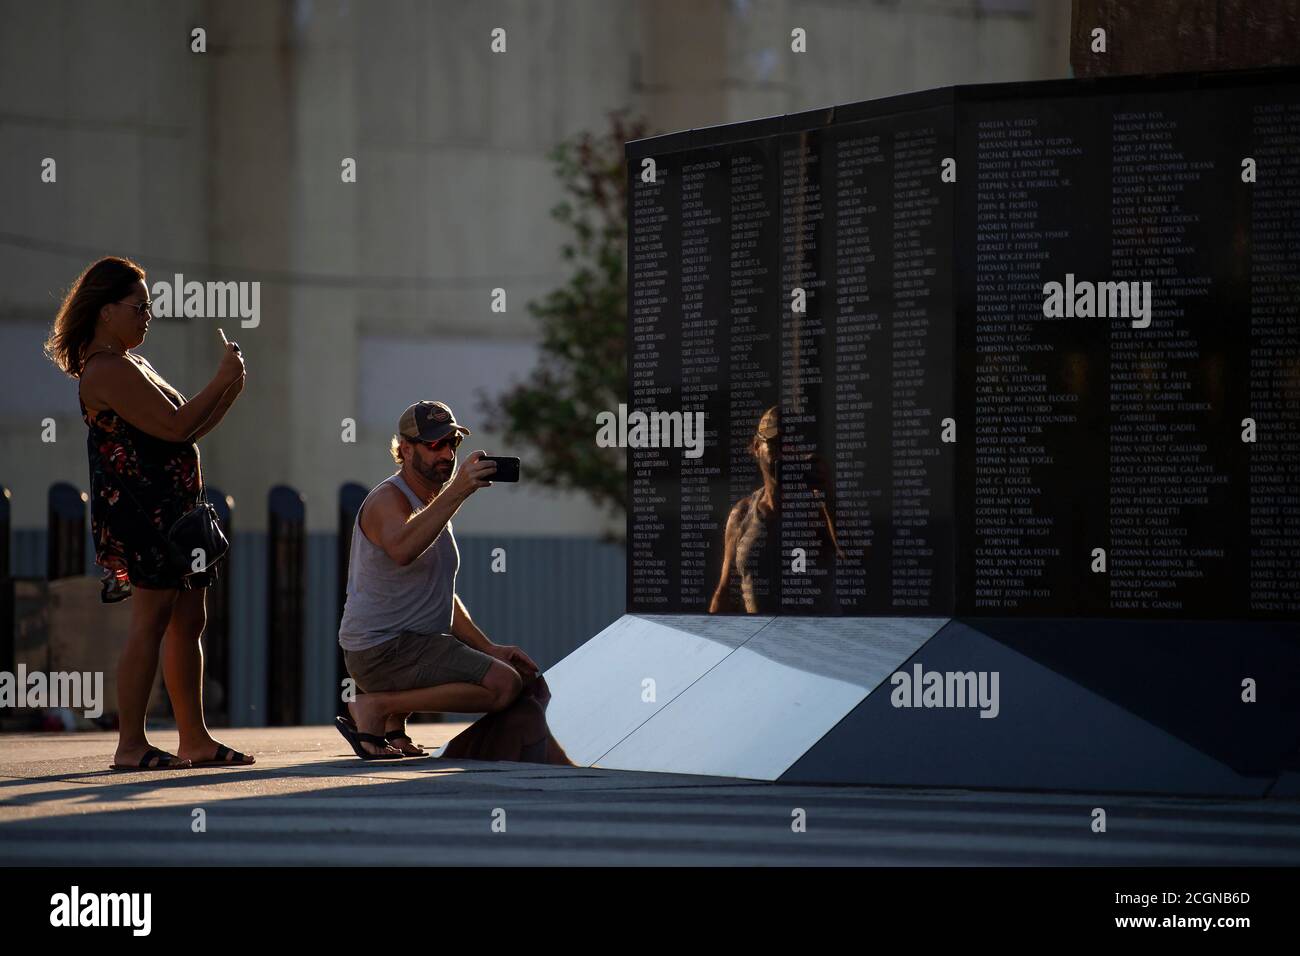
[336,400,538,759]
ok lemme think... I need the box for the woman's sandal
[190,744,255,768]
[110,748,190,772]
[333,716,404,761]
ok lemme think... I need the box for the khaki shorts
[344,631,495,694]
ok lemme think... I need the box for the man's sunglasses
[421,433,463,452]
[116,299,153,317]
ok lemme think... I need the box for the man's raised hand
[448,450,497,500]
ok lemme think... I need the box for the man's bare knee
[483,664,522,712]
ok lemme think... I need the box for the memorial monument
[542,67,1300,796]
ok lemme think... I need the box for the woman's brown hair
[44,256,146,378]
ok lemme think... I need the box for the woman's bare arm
[190,376,245,441]
[81,352,241,444]
[708,500,746,613]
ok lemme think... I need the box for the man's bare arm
[453,593,539,675]
[362,452,495,567]
[450,593,493,652]
[819,502,846,561]
[361,483,466,567]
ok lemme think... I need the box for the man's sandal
[190,744,255,768]
[384,730,428,757]
[110,748,190,772]
[333,716,404,761]
[337,716,427,757]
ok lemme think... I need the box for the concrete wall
[0,0,209,527]
[0,0,1072,539]
[638,0,1072,131]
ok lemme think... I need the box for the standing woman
[44,257,252,770]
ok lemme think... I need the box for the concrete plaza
[1,727,1298,866]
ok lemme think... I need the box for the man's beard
[415,456,454,485]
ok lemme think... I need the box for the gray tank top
[337,473,459,651]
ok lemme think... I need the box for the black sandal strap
[140,747,165,768]
[356,732,390,746]
[383,731,412,744]
[214,744,231,763]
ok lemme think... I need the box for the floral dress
[80,353,217,590]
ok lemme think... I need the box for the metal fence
[2,482,625,726]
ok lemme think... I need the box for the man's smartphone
[481,455,520,482]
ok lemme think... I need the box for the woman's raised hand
[217,328,246,385]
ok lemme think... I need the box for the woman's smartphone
[481,455,520,482]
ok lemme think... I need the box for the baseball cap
[398,401,472,443]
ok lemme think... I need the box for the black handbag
[118,481,229,578]
[162,492,230,575]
